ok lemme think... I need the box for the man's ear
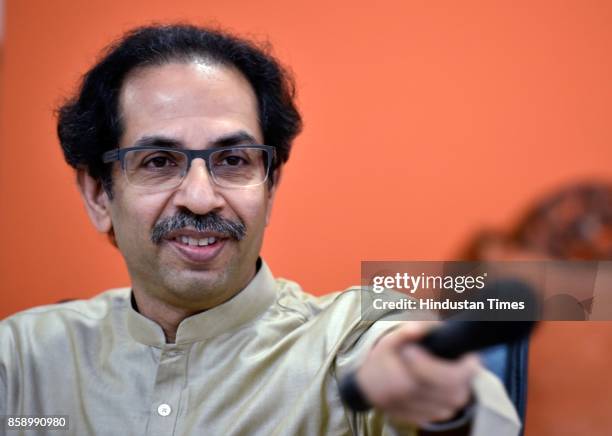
[76,169,113,233]
[265,166,282,226]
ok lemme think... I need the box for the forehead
[118,60,262,147]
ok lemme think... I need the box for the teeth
[176,236,218,247]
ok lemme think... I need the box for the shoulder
[0,288,131,343]
[273,278,364,324]
[271,280,399,356]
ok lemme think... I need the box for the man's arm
[0,364,5,417]
[356,322,478,430]
[0,320,11,418]
[339,321,521,435]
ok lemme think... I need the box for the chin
[165,271,232,303]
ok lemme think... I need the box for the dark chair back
[480,338,529,435]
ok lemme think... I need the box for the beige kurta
[0,260,520,435]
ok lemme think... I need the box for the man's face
[96,61,276,310]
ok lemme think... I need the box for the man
[0,24,520,435]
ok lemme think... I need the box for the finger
[378,354,475,416]
[355,345,421,409]
[397,348,478,408]
[386,381,474,425]
[386,400,461,426]
[378,321,440,350]
[400,346,480,389]
[395,379,472,411]
[387,374,473,415]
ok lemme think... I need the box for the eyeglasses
[102,145,275,191]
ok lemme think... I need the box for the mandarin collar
[126,259,277,346]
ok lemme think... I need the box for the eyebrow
[132,136,183,148]
[131,131,258,149]
[213,131,258,147]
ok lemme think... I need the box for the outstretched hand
[356,322,480,427]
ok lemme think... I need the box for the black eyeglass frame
[101,144,276,188]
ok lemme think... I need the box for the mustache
[150,210,247,244]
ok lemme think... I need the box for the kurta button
[158,403,172,416]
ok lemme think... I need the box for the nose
[172,158,225,215]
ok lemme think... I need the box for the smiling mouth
[167,235,227,264]
[173,235,219,247]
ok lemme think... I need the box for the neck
[130,259,262,343]
[131,291,199,343]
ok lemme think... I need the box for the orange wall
[1,1,612,434]
[527,322,612,435]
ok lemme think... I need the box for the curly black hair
[57,23,302,196]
